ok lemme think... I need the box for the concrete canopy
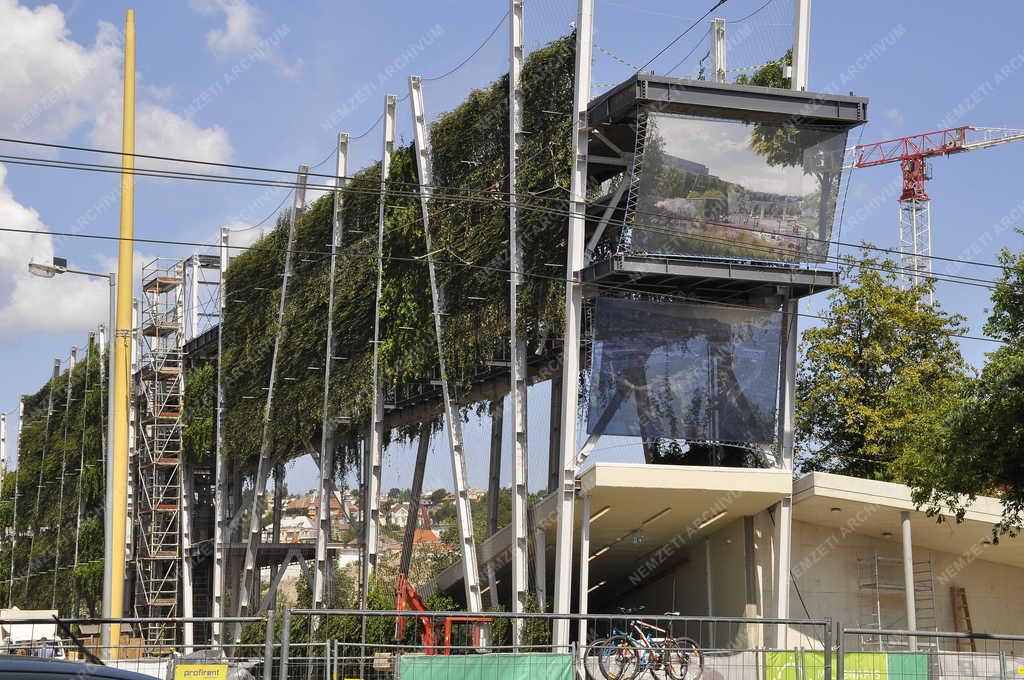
[792,472,1024,570]
[431,463,792,607]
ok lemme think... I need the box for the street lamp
[28,255,118,629]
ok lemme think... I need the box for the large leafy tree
[898,244,1024,535]
[796,253,969,479]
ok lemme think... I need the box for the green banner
[765,651,927,680]
[397,652,574,680]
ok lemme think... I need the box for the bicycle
[587,608,704,680]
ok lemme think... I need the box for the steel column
[577,494,590,651]
[365,95,396,607]
[710,18,726,83]
[315,133,349,609]
[72,335,93,607]
[212,227,229,642]
[9,397,22,607]
[181,465,195,650]
[553,0,594,648]
[773,297,797,647]
[51,346,76,609]
[237,165,309,620]
[486,400,502,608]
[26,359,60,593]
[508,0,530,642]
[901,510,918,651]
[791,0,811,90]
[408,76,484,612]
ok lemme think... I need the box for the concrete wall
[788,519,1024,641]
[610,510,1024,650]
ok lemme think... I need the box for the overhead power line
[636,0,728,73]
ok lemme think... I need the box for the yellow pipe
[109,8,135,659]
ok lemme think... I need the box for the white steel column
[553,0,594,648]
[101,273,113,652]
[237,165,309,620]
[710,18,726,83]
[315,132,349,609]
[365,95,396,607]
[9,397,22,607]
[791,0,811,90]
[212,227,229,642]
[576,494,590,652]
[508,0,529,644]
[0,414,6,491]
[189,254,200,340]
[901,511,918,651]
[773,298,797,647]
[180,464,195,650]
[408,76,484,612]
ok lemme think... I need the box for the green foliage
[220,35,574,475]
[796,253,969,479]
[0,340,107,615]
[734,50,792,88]
[183,361,215,462]
[898,243,1024,535]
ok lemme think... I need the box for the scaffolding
[857,552,938,650]
[134,259,186,648]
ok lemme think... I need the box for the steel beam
[553,0,594,648]
[52,346,76,609]
[365,95,396,607]
[547,375,561,494]
[486,400,502,608]
[26,359,60,593]
[237,165,309,622]
[212,227,229,643]
[791,0,811,90]
[180,465,195,651]
[508,0,530,643]
[399,421,431,579]
[315,133,349,609]
[408,75,484,613]
[710,18,726,83]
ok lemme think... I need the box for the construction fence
[1,611,1023,680]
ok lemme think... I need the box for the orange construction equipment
[395,574,492,655]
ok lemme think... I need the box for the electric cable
[636,0,728,73]
[421,11,509,82]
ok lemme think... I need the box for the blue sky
[0,0,1022,493]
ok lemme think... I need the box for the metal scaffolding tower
[134,258,186,647]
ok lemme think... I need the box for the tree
[796,253,969,479]
[898,244,1024,535]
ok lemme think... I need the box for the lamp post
[29,256,117,641]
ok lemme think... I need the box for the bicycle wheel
[664,636,704,680]
[597,634,640,680]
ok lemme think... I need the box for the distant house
[279,515,315,543]
[385,502,432,529]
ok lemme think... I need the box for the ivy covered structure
[2,23,878,652]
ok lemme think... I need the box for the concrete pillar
[577,494,590,652]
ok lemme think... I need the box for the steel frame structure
[552,0,594,648]
[212,228,230,643]
[237,166,309,622]
[365,95,396,608]
[507,0,529,643]
[314,132,349,609]
[408,76,484,614]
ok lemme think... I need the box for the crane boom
[842,124,1024,297]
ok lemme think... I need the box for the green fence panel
[397,652,573,680]
[766,650,926,680]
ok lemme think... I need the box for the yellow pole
[109,8,135,659]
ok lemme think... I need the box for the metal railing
[3,611,1024,679]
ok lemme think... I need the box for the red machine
[395,573,491,655]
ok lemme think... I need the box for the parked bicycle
[586,608,704,680]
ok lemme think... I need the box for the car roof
[0,655,157,679]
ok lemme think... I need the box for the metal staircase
[134,259,186,649]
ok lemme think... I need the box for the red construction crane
[849,125,1024,297]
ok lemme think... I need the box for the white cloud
[0,0,232,167]
[191,0,302,78]
[885,108,905,126]
[0,164,110,342]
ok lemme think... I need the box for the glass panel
[586,297,782,443]
[629,112,849,263]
